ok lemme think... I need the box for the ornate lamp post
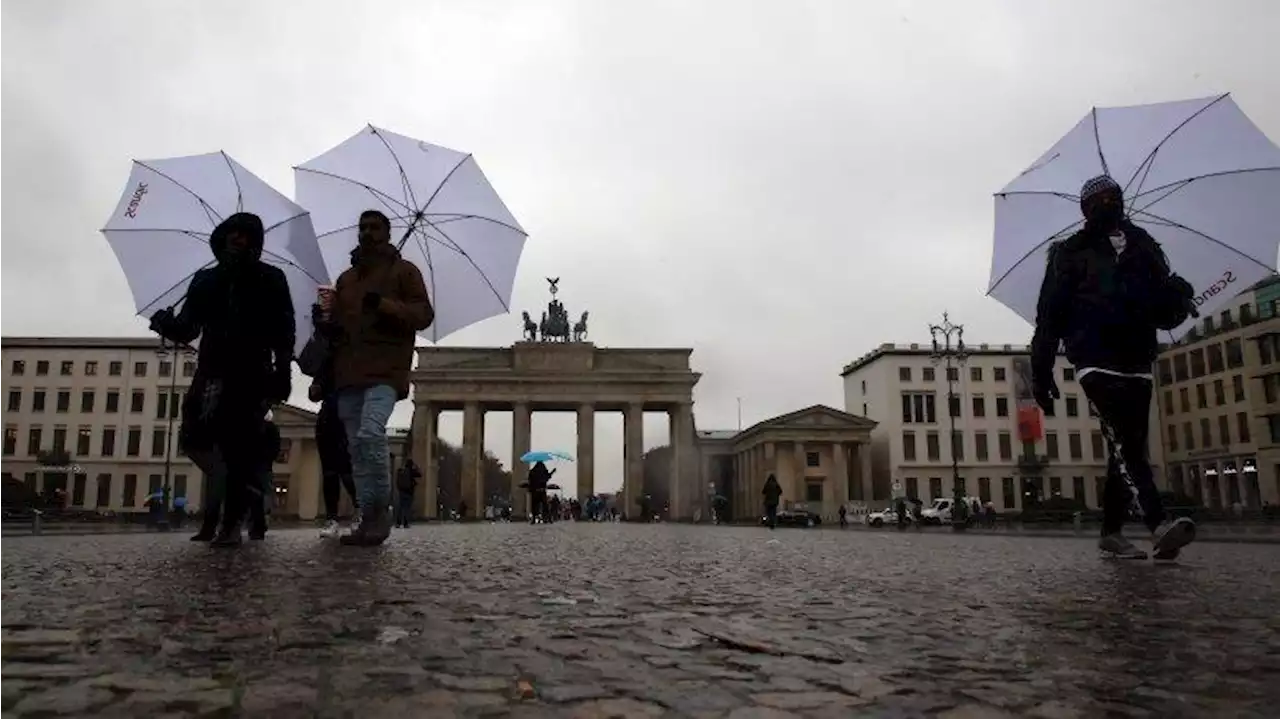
[929,312,970,532]
[154,341,195,531]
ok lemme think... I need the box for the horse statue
[520,311,538,341]
[572,311,589,342]
[540,303,571,342]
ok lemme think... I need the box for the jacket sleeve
[1149,243,1194,330]
[263,266,296,370]
[378,261,435,331]
[1030,242,1068,379]
[161,270,211,345]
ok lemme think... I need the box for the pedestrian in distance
[1031,174,1198,561]
[762,474,782,529]
[395,458,421,528]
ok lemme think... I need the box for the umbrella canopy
[101,152,329,357]
[989,94,1280,337]
[294,126,527,342]
[520,450,575,464]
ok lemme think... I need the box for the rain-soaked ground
[3,522,1279,718]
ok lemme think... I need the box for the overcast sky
[4,0,1278,495]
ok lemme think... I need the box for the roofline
[1,336,168,351]
[839,342,1062,377]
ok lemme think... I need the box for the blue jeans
[337,385,397,516]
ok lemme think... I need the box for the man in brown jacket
[328,209,433,545]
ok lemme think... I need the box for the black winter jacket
[1031,221,1193,382]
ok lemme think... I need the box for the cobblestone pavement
[4,524,1279,718]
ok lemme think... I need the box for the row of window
[899,475,1101,511]
[6,388,185,418]
[901,391,1091,424]
[1165,413,1253,453]
[1158,338,1246,385]
[9,358,195,379]
[1162,374,1247,415]
[4,424,294,463]
[22,471,189,509]
[902,428,1107,464]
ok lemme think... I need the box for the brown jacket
[330,242,433,399]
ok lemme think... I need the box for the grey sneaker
[1099,533,1148,559]
[1152,517,1196,561]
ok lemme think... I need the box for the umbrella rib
[293,167,412,214]
[986,219,1085,295]
[369,126,422,217]
[416,154,473,218]
[138,260,217,316]
[1127,206,1276,276]
[134,161,223,230]
[314,213,419,240]
[1090,107,1110,177]
[421,216,510,312]
[1129,167,1280,203]
[1122,93,1230,198]
[422,212,527,236]
[406,224,440,343]
[220,151,245,214]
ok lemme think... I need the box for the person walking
[321,209,433,546]
[151,212,294,547]
[762,474,782,529]
[527,461,554,524]
[301,299,359,539]
[395,458,421,528]
[1031,175,1198,561]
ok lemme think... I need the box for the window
[805,481,823,503]
[81,391,95,413]
[122,474,137,508]
[805,451,820,468]
[1207,344,1225,373]
[1168,424,1179,452]
[1213,379,1226,406]
[105,391,120,413]
[901,392,937,424]
[1065,395,1079,417]
[956,477,967,496]
[1049,476,1062,497]
[1068,432,1082,460]
[975,432,989,461]
[951,431,964,461]
[1069,477,1084,503]
[1158,359,1174,384]
[972,396,986,418]
[131,390,145,413]
[1226,339,1244,368]
[108,361,123,376]
[994,367,1006,381]
[11,360,25,375]
[905,477,919,499]
[1163,390,1174,413]
[1190,349,1206,378]
[52,426,67,453]
[978,477,992,503]
[1173,354,1189,382]
[126,427,142,457]
[1184,422,1194,450]
[1002,477,1016,509]
[1200,418,1212,447]
[55,390,70,413]
[174,474,188,501]
[998,432,1012,460]
[1062,367,1075,382]
[1270,415,1280,444]
[35,360,49,376]
[27,427,42,455]
[970,367,983,381]
[72,473,87,506]
[929,477,943,499]
[183,361,196,377]
[926,432,941,461]
[95,474,112,508]
[946,367,959,382]
[922,367,936,382]
[1179,387,1190,413]
[902,431,917,461]
[1238,412,1251,444]
[1045,432,1059,460]
[156,393,169,420]
[3,427,16,456]
[1196,384,1207,409]
[1204,316,1215,334]
[148,475,162,496]
[32,390,46,412]
[1219,415,1231,446]
[60,360,73,376]
[1042,396,1056,417]
[100,427,116,457]
[151,428,167,457]
[1233,375,1245,402]
[85,361,98,376]
[899,367,912,381]
[948,394,961,418]
[6,390,19,412]
[995,396,1009,418]
[159,361,173,378]
[76,427,91,456]
[1091,430,1105,459]
[1093,477,1106,509]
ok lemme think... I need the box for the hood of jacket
[209,212,265,263]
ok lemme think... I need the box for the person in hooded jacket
[320,209,433,546]
[762,474,782,529]
[150,212,294,547]
[1032,175,1197,561]
[526,461,554,524]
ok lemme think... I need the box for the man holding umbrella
[1031,175,1197,561]
[323,209,433,546]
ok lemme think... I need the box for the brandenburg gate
[407,280,701,519]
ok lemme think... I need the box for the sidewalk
[835,521,1280,545]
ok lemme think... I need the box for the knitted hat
[1079,175,1121,204]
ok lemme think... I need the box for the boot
[340,505,375,546]
[211,522,242,548]
[364,501,394,546]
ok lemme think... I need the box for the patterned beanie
[1079,175,1121,204]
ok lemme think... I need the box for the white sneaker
[319,519,341,538]
[345,513,363,537]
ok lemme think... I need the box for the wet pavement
[3,523,1279,718]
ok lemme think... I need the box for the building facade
[841,343,1164,512]
[0,337,404,519]
[1154,278,1280,509]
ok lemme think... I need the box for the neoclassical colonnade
[407,342,700,519]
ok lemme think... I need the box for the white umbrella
[989,93,1280,336]
[101,152,330,356]
[294,126,527,342]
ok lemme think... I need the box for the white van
[919,496,983,525]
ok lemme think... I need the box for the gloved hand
[1031,370,1060,415]
[149,308,176,336]
[307,382,323,402]
[269,368,292,403]
[1168,274,1199,319]
[362,291,381,312]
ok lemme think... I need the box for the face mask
[1085,200,1124,227]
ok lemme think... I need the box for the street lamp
[929,312,970,532]
[154,341,195,531]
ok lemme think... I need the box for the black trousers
[764,502,778,528]
[316,398,356,520]
[529,490,548,521]
[1080,372,1166,536]
[184,381,264,533]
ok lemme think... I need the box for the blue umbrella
[521,450,574,464]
